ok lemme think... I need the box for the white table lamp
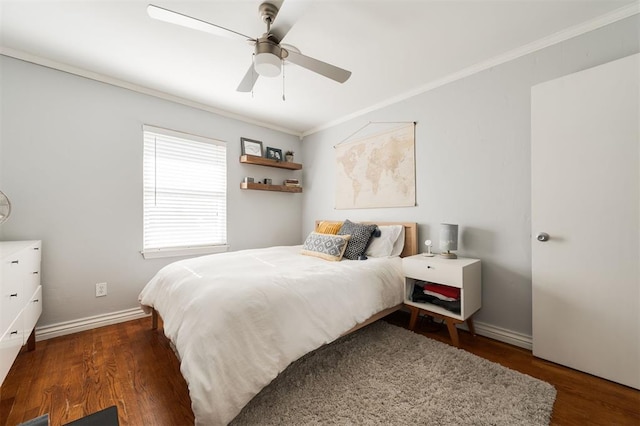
[439,223,458,259]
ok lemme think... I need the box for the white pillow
[390,226,405,257]
[366,225,404,257]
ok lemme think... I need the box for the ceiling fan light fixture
[254,52,281,77]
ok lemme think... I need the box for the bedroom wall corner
[300,15,640,340]
[0,55,303,327]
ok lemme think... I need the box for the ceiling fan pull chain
[282,58,286,101]
[251,53,256,98]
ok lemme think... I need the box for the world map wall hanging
[335,122,416,209]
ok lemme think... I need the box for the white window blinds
[143,125,227,257]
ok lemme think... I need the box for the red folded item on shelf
[424,282,460,300]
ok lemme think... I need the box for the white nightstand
[402,254,481,347]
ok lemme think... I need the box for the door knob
[537,232,550,242]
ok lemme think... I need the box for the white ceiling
[1,0,636,135]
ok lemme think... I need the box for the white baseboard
[35,306,533,350]
[470,321,532,350]
[403,306,533,350]
[35,307,150,341]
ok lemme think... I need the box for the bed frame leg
[152,309,158,330]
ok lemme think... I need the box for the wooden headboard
[314,221,418,257]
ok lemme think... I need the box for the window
[142,125,227,259]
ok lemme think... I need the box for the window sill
[141,245,229,259]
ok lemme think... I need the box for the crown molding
[302,1,640,137]
[2,1,637,140]
[0,47,302,137]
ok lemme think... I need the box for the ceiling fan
[147,1,352,92]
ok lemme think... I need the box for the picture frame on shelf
[265,147,283,162]
[241,137,263,157]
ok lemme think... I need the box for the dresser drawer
[21,242,41,298]
[1,253,23,295]
[1,242,39,333]
[0,312,24,386]
[24,285,43,339]
[403,257,463,288]
[1,289,23,334]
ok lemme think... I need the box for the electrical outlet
[95,282,107,297]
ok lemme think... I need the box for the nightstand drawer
[403,257,463,288]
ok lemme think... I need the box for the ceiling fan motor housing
[254,35,282,77]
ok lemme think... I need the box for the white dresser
[0,240,42,386]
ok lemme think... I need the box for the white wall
[301,16,640,337]
[0,56,302,326]
[1,14,638,339]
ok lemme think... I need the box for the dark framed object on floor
[63,406,119,426]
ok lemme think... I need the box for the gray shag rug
[231,321,556,425]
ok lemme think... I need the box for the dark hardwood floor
[1,311,639,425]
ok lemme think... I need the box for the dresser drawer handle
[33,299,39,303]
[10,330,18,335]
[10,293,18,297]
[33,247,40,250]
[33,271,39,274]
[427,266,433,269]
[11,260,19,264]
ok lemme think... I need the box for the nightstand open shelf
[402,255,481,347]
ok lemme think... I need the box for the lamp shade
[254,52,281,77]
[439,223,458,251]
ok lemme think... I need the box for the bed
[138,221,417,425]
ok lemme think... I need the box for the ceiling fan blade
[270,0,312,42]
[285,50,351,83]
[147,4,252,43]
[237,64,260,92]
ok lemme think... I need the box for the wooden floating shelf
[240,182,302,193]
[240,155,302,170]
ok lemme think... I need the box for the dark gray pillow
[337,220,378,260]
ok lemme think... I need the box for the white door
[531,54,639,390]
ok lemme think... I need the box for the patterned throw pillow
[316,221,343,235]
[337,220,378,260]
[301,232,351,261]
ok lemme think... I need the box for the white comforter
[138,245,404,425]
